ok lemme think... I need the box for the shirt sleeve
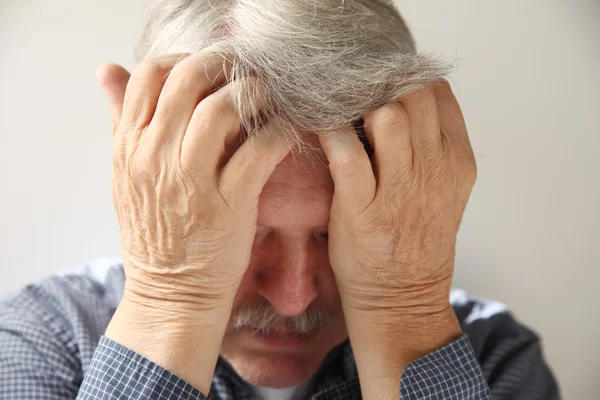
[0,261,211,400]
[77,336,209,400]
[399,334,491,399]
[0,286,84,399]
[399,303,561,399]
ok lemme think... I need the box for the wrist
[343,303,462,400]
[380,305,462,363]
[105,294,233,396]
[345,302,462,359]
[123,272,240,313]
[338,270,454,314]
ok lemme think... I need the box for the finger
[146,50,233,149]
[432,81,473,157]
[220,124,293,203]
[115,53,189,171]
[120,52,191,131]
[318,126,376,210]
[362,101,413,183]
[96,63,131,132]
[179,77,265,177]
[398,84,443,163]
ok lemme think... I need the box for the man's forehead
[264,132,332,186]
[266,150,333,191]
[258,151,333,232]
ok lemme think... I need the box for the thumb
[95,62,131,131]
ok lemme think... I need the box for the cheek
[316,266,344,312]
[230,269,259,314]
[229,245,273,316]
[309,247,343,313]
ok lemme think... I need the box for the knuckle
[369,101,408,129]
[196,95,230,124]
[130,153,160,182]
[133,59,168,81]
[424,84,437,98]
[454,147,478,184]
[464,157,478,184]
[332,146,365,167]
[169,60,203,89]
[413,85,437,102]
[170,69,197,91]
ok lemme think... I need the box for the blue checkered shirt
[0,259,560,399]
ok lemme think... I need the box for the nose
[255,240,319,317]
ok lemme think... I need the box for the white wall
[1,0,598,398]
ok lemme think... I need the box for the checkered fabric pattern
[0,259,561,399]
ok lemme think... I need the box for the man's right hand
[100,50,291,307]
[95,51,291,395]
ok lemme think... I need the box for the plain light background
[1,0,598,398]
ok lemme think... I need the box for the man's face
[220,135,348,388]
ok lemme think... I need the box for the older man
[0,0,559,399]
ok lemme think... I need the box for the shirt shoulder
[0,258,125,372]
[449,288,560,398]
[450,288,527,353]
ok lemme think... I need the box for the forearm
[104,294,233,396]
[344,305,463,400]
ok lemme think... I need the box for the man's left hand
[318,80,477,398]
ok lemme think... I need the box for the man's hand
[319,81,477,399]
[96,51,291,395]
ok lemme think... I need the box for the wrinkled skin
[320,85,477,316]
[108,52,293,307]
[97,50,476,395]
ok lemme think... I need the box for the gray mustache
[232,297,332,334]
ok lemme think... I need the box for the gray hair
[134,0,454,154]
